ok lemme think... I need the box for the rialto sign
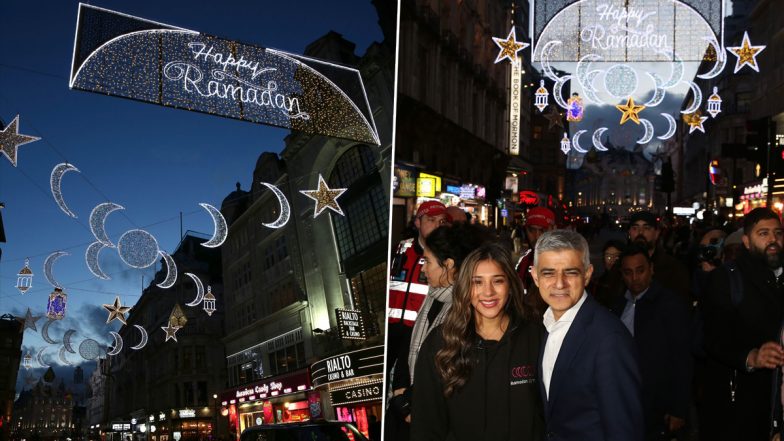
[311,345,384,388]
[69,4,379,145]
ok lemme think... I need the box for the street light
[212,394,219,440]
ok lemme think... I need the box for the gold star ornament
[300,174,347,217]
[727,31,765,73]
[616,97,646,125]
[1,115,41,167]
[492,28,529,64]
[102,296,132,325]
[688,115,709,134]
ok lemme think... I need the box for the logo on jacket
[510,364,536,386]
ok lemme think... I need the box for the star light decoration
[18,308,41,332]
[0,115,40,167]
[616,97,646,125]
[492,28,529,64]
[162,324,182,342]
[300,174,347,217]
[545,106,564,130]
[102,296,132,325]
[688,115,709,134]
[727,31,765,74]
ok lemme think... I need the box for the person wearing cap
[387,201,452,393]
[627,211,691,300]
[515,207,556,299]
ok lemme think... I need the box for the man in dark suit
[701,207,784,441]
[611,244,692,440]
[531,230,643,441]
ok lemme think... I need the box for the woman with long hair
[386,223,495,440]
[410,242,543,441]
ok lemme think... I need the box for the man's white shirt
[542,291,588,400]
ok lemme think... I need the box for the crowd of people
[385,200,784,441]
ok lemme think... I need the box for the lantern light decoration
[534,80,549,112]
[560,133,572,155]
[203,286,216,317]
[706,87,722,118]
[16,258,33,294]
[23,352,32,370]
[47,287,68,320]
[566,93,584,122]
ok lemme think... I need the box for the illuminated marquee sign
[221,370,310,403]
[416,172,442,198]
[311,345,384,388]
[532,0,724,62]
[329,379,384,406]
[335,308,366,341]
[69,4,379,145]
[509,60,522,155]
[111,424,131,431]
[178,409,195,418]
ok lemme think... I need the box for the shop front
[310,345,384,440]
[219,369,312,439]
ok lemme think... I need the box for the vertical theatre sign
[69,4,379,145]
[509,60,522,156]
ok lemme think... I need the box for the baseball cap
[525,207,555,228]
[629,211,658,227]
[416,201,449,219]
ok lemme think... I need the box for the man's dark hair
[743,207,780,235]
[424,223,497,271]
[619,243,652,265]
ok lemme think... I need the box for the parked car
[239,421,369,441]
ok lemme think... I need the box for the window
[197,382,208,406]
[195,346,206,368]
[183,347,192,370]
[267,342,306,376]
[174,383,181,407]
[184,382,194,406]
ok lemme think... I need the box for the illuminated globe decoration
[117,229,160,269]
[79,339,104,361]
[47,287,67,320]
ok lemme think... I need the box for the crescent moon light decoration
[85,241,111,280]
[90,202,124,247]
[553,75,572,110]
[539,40,563,81]
[156,251,178,289]
[36,347,50,368]
[658,113,677,141]
[107,331,124,356]
[571,130,589,154]
[50,163,80,218]
[62,329,77,353]
[660,50,684,89]
[199,203,228,248]
[43,251,69,288]
[637,119,655,145]
[41,318,60,344]
[58,346,73,366]
[184,272,206,307]
[592,128,610,151]
[680,81,703,114]
[575,54,604,104]
[698,37,727,80]
[260,182,291,229]
[644,73,666,107]
[130,325,149,350]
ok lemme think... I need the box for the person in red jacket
[515,207,556,293]
[387,201,451,383]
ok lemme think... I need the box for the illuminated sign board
[69,4,379,145]
[394,167,417,197]
[445,185,461,195]
[335,308,366,341]
[329,379,383,406]
[519,191,540,206]
[311,345,384,388]
[178,409,195,418]
[509,60,522,155]
[221,370,310,403]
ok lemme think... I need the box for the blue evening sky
[0,0,384,375]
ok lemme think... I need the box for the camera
[697,237,723,265]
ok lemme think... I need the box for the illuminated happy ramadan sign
[69,4,379,145]
[533,0,724,62]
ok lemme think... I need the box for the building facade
[104,232,226,441]
[217,24,393,441]
[12,378,74,441]
[0,315,23,441]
